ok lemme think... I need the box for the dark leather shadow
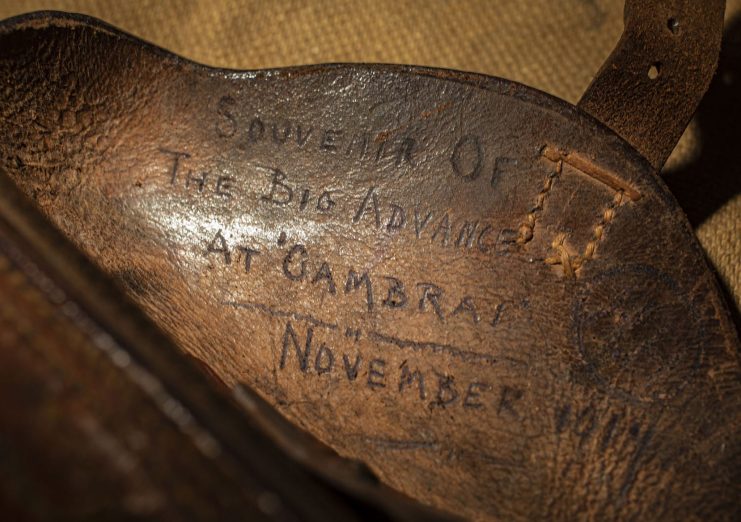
[663,12,741,333]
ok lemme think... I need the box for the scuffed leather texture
[0,168,418,522]
[2,0,740,358]
[579,0,725,169]
[0,13,739,521]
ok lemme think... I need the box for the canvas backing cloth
[0,0,739,320]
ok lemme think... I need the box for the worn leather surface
[2,0,739,338]
[579,0,725,169]
[0,168,398,522]
[0,11,739,521]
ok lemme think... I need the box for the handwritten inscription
[215,96,417,169]
[450,134,534,192]
[350,186,513,253]
[555,403,654,454]
[208,231,507,328]
[211,231,504,327]
[279,321,524,415]
[158,143,633,269]
[159,149,523,256]
[160,148,235,199]
[554,403,657,497]
[259,167,337,213]
[160,97,643,279]
[216,97,533,187]
[256,166,517,254]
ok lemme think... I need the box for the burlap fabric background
[1,0,739,323]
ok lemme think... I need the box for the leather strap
[578,0,725,170]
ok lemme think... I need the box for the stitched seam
[545,189,625,277]
[517,159,562,245]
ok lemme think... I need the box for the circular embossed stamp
[573,263,703,403]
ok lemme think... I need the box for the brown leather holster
[0,2,738,520]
